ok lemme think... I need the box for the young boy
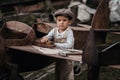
[41,8,74,49]
[40,8,75,80]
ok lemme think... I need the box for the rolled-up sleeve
[45,28,54,40]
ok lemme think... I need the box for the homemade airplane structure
[0,0,120,80]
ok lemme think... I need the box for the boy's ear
[69,20,72,25]
[54,18,56,22]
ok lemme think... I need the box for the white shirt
[46,27,74,49]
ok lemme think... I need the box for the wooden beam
[109,65,120,69]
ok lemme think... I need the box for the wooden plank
[7,46,82,62]
[91,0,110,44]
[71,27,90,31]
[109,65,120,69]
[7,45,78,79]
[94,29,120,32]
[111,32,120,35]
[92,0,110,29]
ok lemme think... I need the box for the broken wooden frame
[82,0,120,80]
[0,21,36,46]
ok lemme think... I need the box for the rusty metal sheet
[0,21,36,46]
[91,0,110,44]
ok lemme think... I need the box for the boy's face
[56,16,72,31]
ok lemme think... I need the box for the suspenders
[54,28,67,43]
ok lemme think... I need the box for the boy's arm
[41,28,54,43]
[45,28,54,40]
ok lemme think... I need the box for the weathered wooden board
[91,0,110,44]
[8,46,82,62]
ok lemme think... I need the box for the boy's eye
[57,19,67,22]
[63,19,67,21]
[58,19,61,21]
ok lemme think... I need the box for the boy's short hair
[54,8,73,20]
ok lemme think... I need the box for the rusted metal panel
[0,21,36,46]
[91,0,110,44]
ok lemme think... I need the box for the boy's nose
[60,21,63,24]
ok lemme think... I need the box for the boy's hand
[40,37,49,43]
[34,37,55,48]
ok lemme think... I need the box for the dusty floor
[20,63,120,80]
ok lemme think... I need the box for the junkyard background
[0,0,120,80]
